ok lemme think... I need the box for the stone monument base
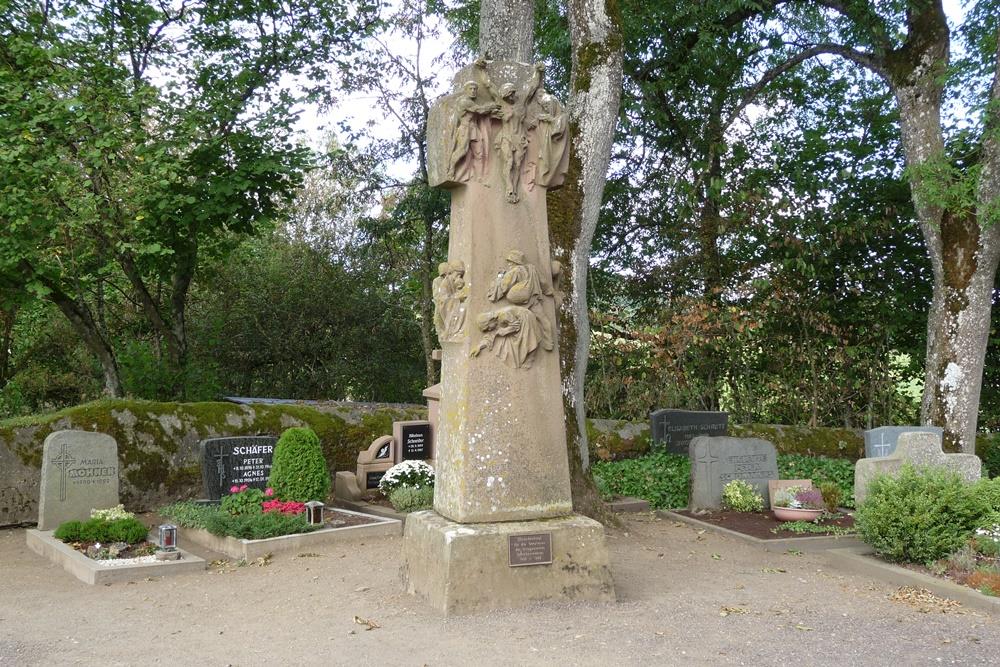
[402,511,615,615]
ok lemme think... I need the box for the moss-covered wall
[0,399,425,526]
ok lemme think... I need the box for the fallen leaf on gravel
[785,549,803,556]
[355,586,370,593]
[353,616,381,631]
[761,567,786,574]
[654,632,665,636]
[888,587,963,614]
[711,553,722,560]
[297,553,322,558]
[719,606,748,617]
[794,624,814,631]
[251,554,273,567]
[672,522,683,528]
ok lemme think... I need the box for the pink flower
[239,484,248,492]
[230,485,239,493]
[265,488,274,497]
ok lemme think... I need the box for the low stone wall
[0,399,424,526]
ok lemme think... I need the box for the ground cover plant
[380,461,435,512]
[591,451,855,510]
[160,500,319,541]
[53,506,154,560]
[388,485,434,513]
[721,480,763,512]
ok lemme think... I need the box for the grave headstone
[357,435,395,495]
[38,431,119,531]
[393,421,433,462]
[651,409,728,455]
[863,426,944,458]
[199,436,277,500]
[689,436,779,511]
[854,431,981,505]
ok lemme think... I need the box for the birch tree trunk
[479,0,534,62]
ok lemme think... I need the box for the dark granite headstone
[394,421,433,462]
[651,409,728,455]
[200,436,277,500]
[365,470,387,490]
[863,426,943,458]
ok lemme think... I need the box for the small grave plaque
[863,426,943,458]
[38,431,119,531]
[651,409,728,455]
[366,471,387,490]
[508,533,553,567]
[393,421,433,462]
[200,436,277,500]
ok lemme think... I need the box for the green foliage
[855,466,989,564]
[778,454,855,509]
[590,452,690,510]
[773,520,853,536]
[159,501,219,529]
[268,428,331,502]
[64,516,148,545]
[90,504,133,521]
[388,485,434,513]
[817,481,843,513]
[203,510,318,540]
[220,488,264,516]
[975,478,1000,512]
[722,479,764,512]
[53,520,83,542]
[977,435,1000,479]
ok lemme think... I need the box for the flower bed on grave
[53,505,159,564]
[672,509,856,540]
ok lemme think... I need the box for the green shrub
[203,510,318,540]
[778,454,855,508]
[817,480,843,512]
[106,517,149,544]
[221,487,264,516]
[388,485,434,513]
[974,477,1000,512]
[978,435,1000,478]
[267,427,331,502]
[591,451,690,509]
[722,479,764,512]
[54,520,83,542]
[79,517,108,542]
[855,465,989,564]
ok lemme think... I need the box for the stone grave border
[26,529,205,585]
[825,546,1000,615]
[179,507,401,560]
[659,510,865,552]
[333,498,407,523]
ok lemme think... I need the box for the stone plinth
[854,432,981,505]
[402,511,615,615]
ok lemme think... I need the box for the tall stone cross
[50,442,77,502]
[427,59,573,523]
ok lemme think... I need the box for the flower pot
[773,507,823,522]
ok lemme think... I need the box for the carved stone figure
[471,305,552,369]
[532,93,569,188]
[433,261,469,342]
[447,82,498,183]
[474,60,543,203]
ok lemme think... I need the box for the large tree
[0,0,375,396]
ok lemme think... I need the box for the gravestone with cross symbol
[37,431,119,530]
[688,436,779,510]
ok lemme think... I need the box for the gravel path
[1,513,996,666]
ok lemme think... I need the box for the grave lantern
[158,524,178,551]
[305,501,324,525]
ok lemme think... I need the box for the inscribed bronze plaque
[508,533,553,567]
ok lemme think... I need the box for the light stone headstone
[37,431,119,531]
[863,426,943,458]
[689,436,779,511]
[854,431,981,505]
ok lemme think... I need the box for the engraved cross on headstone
[214,451,229,489]
[874,432,890,457]
[694,443,720,493]
[50,443,77,502]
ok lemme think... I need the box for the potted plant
[773,486,825,522]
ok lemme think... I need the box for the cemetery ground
[2,514,998,666]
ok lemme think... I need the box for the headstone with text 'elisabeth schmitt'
[651,409,728,455]
[200,436,277,500]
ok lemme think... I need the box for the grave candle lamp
[158,524,178,551]
[305,501,324,526]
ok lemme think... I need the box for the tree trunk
[884,2,1000,453]
[0,303,15,387]
[479,0,534,62]
[47,290,124,398]
[419,210,437,385]
[550,0,623,519]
